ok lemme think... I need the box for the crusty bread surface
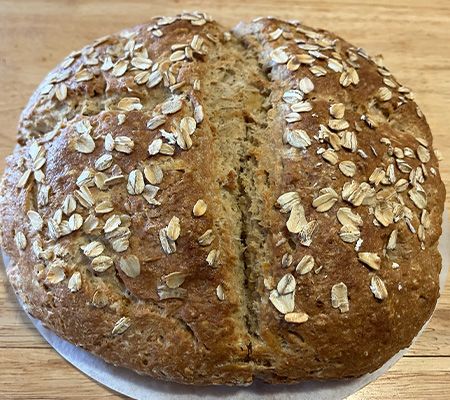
[0,12,445,385]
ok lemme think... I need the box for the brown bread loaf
[0,12,445,385]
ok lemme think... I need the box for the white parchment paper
[3,211,449,400]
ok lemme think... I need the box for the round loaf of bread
[0,12,445,385]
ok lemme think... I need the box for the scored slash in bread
[0,11,445,385]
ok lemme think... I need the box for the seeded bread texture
[0,12,445,385]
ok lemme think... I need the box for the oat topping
[17,169,32,188]
[95,200,114,214]
[284,129,311,149]
[143,164,163,185]
[369,167,385,186]
[7,14,441,342]
[206,249,219,267]
[119,255,141,278]
[277,273,296,295]
[95,154,113,171]
[157,285,187,300]
[281,252,293,268]
[341,131,357,152]
[271,46,289,64]
[370,275,388,300]
[127,170,145,195]
[161,271,187,289]
[45,263,66,285]
[283,89,303,104]
[277,192,300,213]
[329,103,345,119]
[286,204,307,233]
[161,96,183,115]
[142,184,161,205]
[216,284,225,301]
[167,216,181,241]
[296,255,314,275]
[377,87,392,102]
[409,185,427,209]
[312,187,338,212]
[68,271,82,292]
[269,28,283,41]
[322,149,339,165]
[117,97,143,112]
[75,134,95,154]
[112,317,131,335]
[284,311,309,324]
[114,136,134,154]
[159,228,176,255]
[27,210,43,231]
[329,119,350,132]
[91,255,114,272]
[75,69,94,82]
[269,287,295,314]
[338,160,356,177]
[148,139,163,155]
[193,199,207,217]
[180,116,197,136]
[331,282,349,313]
[339,67,359,87]
[198,229,215,246]
[82,241,105,257]
[14,231,27,250]
[299,77,314,94]
[68,213,83,231]
[291,101,312,113]
[147,115,167,130]
[358,252,381,270]
[104,134,115,151]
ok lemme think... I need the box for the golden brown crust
[0,12,445,385]
[233,17,445,382]
[2,14,253,385]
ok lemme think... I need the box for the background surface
[0,0,449,399]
